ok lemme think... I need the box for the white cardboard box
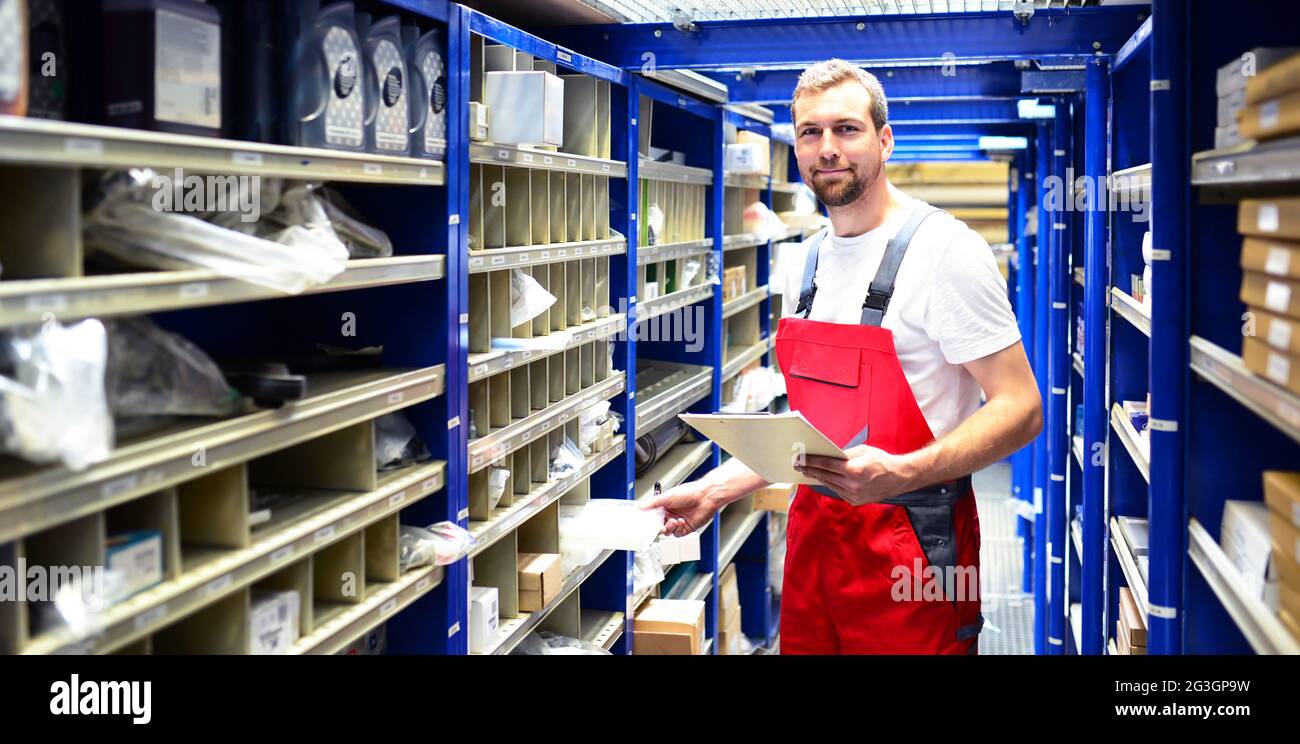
[105,530,164,605]
[484,71,564,147]
[249,590,301,655]
[725,142,769,175]
[1221,500,1276,603]
[469,585,499,654]
[652,532,702,566]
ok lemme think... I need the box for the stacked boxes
[1215,48,1299,148]
[633,598,705,654]
[722,266,748,303]
[1238,51,1300,144]
[1263,472,1300,639]
[1238,198,1300,394]
[718,563,744,655]
[1116,587,1147,655]
[1219,500,1278,609]
[517,552,563,612]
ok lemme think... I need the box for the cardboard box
[652,532,701,566]
[1215,122,1246,150]
[1264,471,1300,530]
[1242,336,1300,395]
[1116,622,1146,656]
[105,530,164,605]
[1118,586,1147,648]
[718,609,743,655]
[469,585,499,654]
[1241,271,1300,320]
[484,71,564,147]
[633,598,705,655]
[1281,578,1300,623]
[1250,308,1300,356]
[1221,500,1276,602]
[719,563,740,625]
[725,142,770,176]
[469,102,490,142]
[1219,88,1247,128]
[754,483,795,513]
[1239,197,1300,241]
[517,552,564,612]
[1245,51,1300,104]
[1282,608,1300,641]
[1268,509,1300,590]
[1218,48,1300,97]
[1239,90,1300,142]
[249,590,300,655]
[1241,237,1300,280]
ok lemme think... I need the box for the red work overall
[775,205,983,655]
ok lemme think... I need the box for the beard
[807,154,882,208]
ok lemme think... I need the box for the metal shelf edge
[470,142,627,177]
[469,314,625,383]
[485,549,615,655]
[1110,402,1151,483]
[468,238,626,273]
[722,285,769,319]
[296,566,446,655]
[1190,336,1300,446]
[1187,518,1300,655]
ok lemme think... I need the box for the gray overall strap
[859,205,942,326]
[794,228,829,318]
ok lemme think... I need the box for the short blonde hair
[790,59,889,131]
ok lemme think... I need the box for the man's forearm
[898,394,1041,490]
[698,457,770,509]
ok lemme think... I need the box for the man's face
[793,80,893,208]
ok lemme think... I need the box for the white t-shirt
[776,187,1021,440]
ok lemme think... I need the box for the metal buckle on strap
[862,290,890,313]
[795,289,815,316]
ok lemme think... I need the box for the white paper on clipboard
[678,411,847,485]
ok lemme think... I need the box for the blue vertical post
[1013,149,1036,596]
[1046,102,1071,655]
[1081,59,1108,655]
[1147,0,1187,655]
[1032,122,1051,655]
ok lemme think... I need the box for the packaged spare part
[283,0,366,150]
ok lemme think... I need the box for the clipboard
[677,411,848,485]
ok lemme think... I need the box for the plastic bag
[548,436,585,480]
[316,187,394,258]
[512,631,612,656]
[374,411,431,471]
[0,319,113,470]
[646,203,666,244]
[632,548,665,596]
[84,170,349,294]
[102,316,239,421]
[488,466,509,510]
[510,268,557,327]
[399,521,475,571]
[682,257,702,287]
[744,201,788,242]
[792,182,819,215]
[559,500,663,553]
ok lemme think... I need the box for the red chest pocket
[788,341,862,388]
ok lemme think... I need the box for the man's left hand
[795,444,918,505]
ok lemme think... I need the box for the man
[644,60,1042,655]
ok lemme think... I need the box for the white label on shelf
[544,156,554,165]
[449,214,461,225]
[557,49,573,63]
[448,621,461,637]
[458,507,470,521]
[26,293,67,312]
[231,151,264,166]
[523,153,535,163]
[1267,352,1291,385]
[135,605,167,631]
[448,416,461,430]
[470,257,483,268]
[558,249,567,257]
[473,364,488,377]
[178,282,210,299]
[459,313,470,325]
[314,525,336,543]
[387,392,405,405]
[204,574,233,597]
[381,598,398,616]
[498,149,510,160]
[1269,318,1294,350]
[522,350,532,359]
[602,164,611,172]
[64,137,104,156]
[574,246,584,255]
[519,253,530,263]
[363,163,384,176]
[270,546,292,564]
[567,159,577,168]
[417,576,432,591]
[1259,204,1281,233]
[1266,281,1292,313]
[102,474,139,498]
[1266,247,1292,276]
[491,255,506,265]
[421,477,439,493]
[1260,99,1282,130]
[541,251,551,259]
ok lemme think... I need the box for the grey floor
[974,461,1035,655]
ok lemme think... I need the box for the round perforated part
[323,27,363,148]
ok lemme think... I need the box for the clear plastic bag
[104,316,240,420]
[316,187,394,258]
[548,436,585,480]
[510,268,557,327]
[487,466,510,510]
[0,319,113,470]
[512,631,612,656]
[558,500,663,553]
[84,170,349,294]
[374,411,431,471]
[632,548,665,596]
[399,521,476,571]
[646,203,666,244]
[744,201,787,242]
[682,257,702,287]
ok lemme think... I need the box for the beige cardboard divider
[518,501,561,555]
[725,187,744,235]
[153,590,250,654]
[510,366,530,419]
[581,258,597,320]
[565,347,581,395]
[562,75,599,158]
[483,164,506,249]
[255,557,314,636]
[582,174,596,241]
[549,172,567,244]
[0,166,82,279]
[598,80,611,160]
[484,44,514,72]
[580,342,595,389]
[178,465,250,555]
[550,262,568,332]
[111,637,153,655]
[249,419,377,494]
[595,339,611,382]
[514,49,532,72]
[365,514,401,585]
[638,96,653,157]
[512,448,531,498]
[470,163,485,251]
[539,590,582,637]
[566,172,583,243]
[0,541,25,652]
[533,58,556,75]
[469,468,491,521]
[106,488,182,581]
[24,513,106,636]
[531,266,551,337]
[489,372,511,430]
[530,438,549,484]
[505,167,532,248]
[489,266,511,339]
[596,257,610,315]
[313,531,365,609]
[469,379,489,439]
[475,530,519,618]
[469,272,490,352]
[727,304,762,351]
[560,476,590,507]
[530,359,548,411]
[566,258,582,325]
[548,354,565,403]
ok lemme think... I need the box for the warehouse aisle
[975,462,1034,656]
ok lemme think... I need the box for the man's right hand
[640,480,720,537]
